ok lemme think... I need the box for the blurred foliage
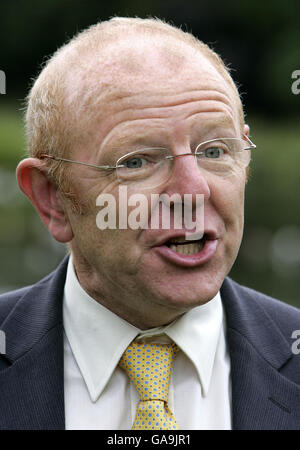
[1,0,300,114]
[0,105,26,167]
[0,0,299,305]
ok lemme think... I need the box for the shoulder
[222,277,300,339]
[0,257,69,327]
[228,278,300,319]
[0,284,36,325]
[0,275,52,325]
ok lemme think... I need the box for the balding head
[25,17,244,188]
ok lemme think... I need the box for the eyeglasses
[40,135,256,189]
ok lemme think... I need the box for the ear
[16,158,74,243]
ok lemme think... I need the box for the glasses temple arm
[39,154,119,170]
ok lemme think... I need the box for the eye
[123,156,148,169]
[118,148,167,170]
[204,147,225,159]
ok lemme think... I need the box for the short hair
[25,17,245,189]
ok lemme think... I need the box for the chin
[148,273,223,311]
[138,248,232,310]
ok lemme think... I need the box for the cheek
[211,176,246,230]
[69,193,146,274]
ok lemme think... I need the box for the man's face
[63,40,248,327]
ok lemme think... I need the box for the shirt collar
[165,294,223,396]
[63,256,223,402]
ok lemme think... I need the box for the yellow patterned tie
[119,340,179,430]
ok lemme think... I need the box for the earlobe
[16,158,74,243]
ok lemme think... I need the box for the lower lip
[153,239,219,267]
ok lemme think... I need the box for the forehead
[65,36,241,149]
[100,37,230,95]
[66,34,236,102]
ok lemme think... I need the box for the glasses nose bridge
[166,150,198,174]
[163,148,211,200]
[165,149,206,186]
[170,152,195,160]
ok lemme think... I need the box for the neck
[71,252,187,330]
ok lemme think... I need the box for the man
[0,17,300,430]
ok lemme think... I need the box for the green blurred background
[0,0,299,306]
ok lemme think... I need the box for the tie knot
[119,341,179,401]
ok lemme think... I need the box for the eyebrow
[99,127,169,156]
[99,112,237,157]
[189,109,236,127]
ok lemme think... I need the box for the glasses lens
[115,138,251,188]
[195,138,251,176]
[116,148,171,188]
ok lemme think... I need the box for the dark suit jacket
[0,256,300,430]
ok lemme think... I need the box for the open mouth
[153,232,218,267]
[165,236,205,255]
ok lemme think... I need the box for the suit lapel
[221,278,300,430]
[0,257,68,430]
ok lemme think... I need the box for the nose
[163,152,211,202]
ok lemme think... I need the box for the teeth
[168,236,190,244]
[169,241,204,255]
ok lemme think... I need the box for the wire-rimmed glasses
[40,134,256,189]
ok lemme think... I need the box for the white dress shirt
[63,256,232,429]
